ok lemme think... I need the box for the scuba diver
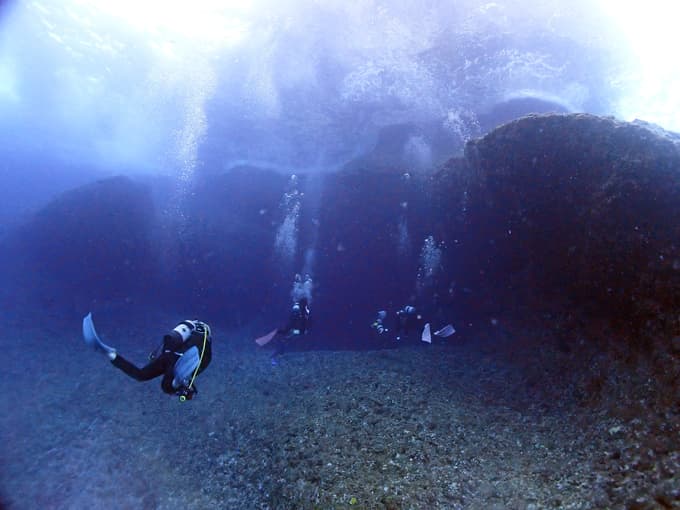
[371,305,421,340]
[371,305,423,340]
[371,305,455,343]
[371,310,389,335]
[255,273,313,364]
[255,297,311,365]
[395,305,421,340]
[270,297,311,364]
[83,313,212,402]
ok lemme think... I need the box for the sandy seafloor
[1,311,678,510]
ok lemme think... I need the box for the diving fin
[434,324,456,337]
[421,323,432,343]
[255,328,278,346]
[82,312,116,355]
[173,346,200,389]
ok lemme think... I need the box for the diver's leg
[270,337,286,365]
[160,372,176,394]
[111,353,168,381]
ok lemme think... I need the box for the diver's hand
[107,350,117,361]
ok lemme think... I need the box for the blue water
[1,2,679,509]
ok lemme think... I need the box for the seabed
[1,315,678,509]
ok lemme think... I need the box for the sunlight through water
[599,0,680,131]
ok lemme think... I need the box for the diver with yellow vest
[83,313,212,402]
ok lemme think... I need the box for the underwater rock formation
[164,166,289,318]
[314,168,424,347]
[3,113,679,353]
[433,113,680,345]
[1,176,157,310]
[0,167,293,322]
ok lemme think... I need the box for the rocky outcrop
[3,176,157,308]
[160,167,289,318]
[314,167,427,348]
[433,113,680,344]
[4,114,680,351]
[0,168,295,322]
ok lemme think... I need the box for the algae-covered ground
[1,315,678,509]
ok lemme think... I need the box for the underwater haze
[1,1,678,212]
[1,1,679,509]
[1,1,676,175]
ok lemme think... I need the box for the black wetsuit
[272,303,310,358]
[395,308,422,340]
[111,329,212,394]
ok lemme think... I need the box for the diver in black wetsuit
[371,305,424,341]
[271,298,310,364]
[395,305,423,340]
[86,318,213,401]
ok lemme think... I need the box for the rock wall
[155,167,289,320]
[3,176,157,310]
[432,114,680,344]
[4,114,680,350]
[313,168,429,347]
